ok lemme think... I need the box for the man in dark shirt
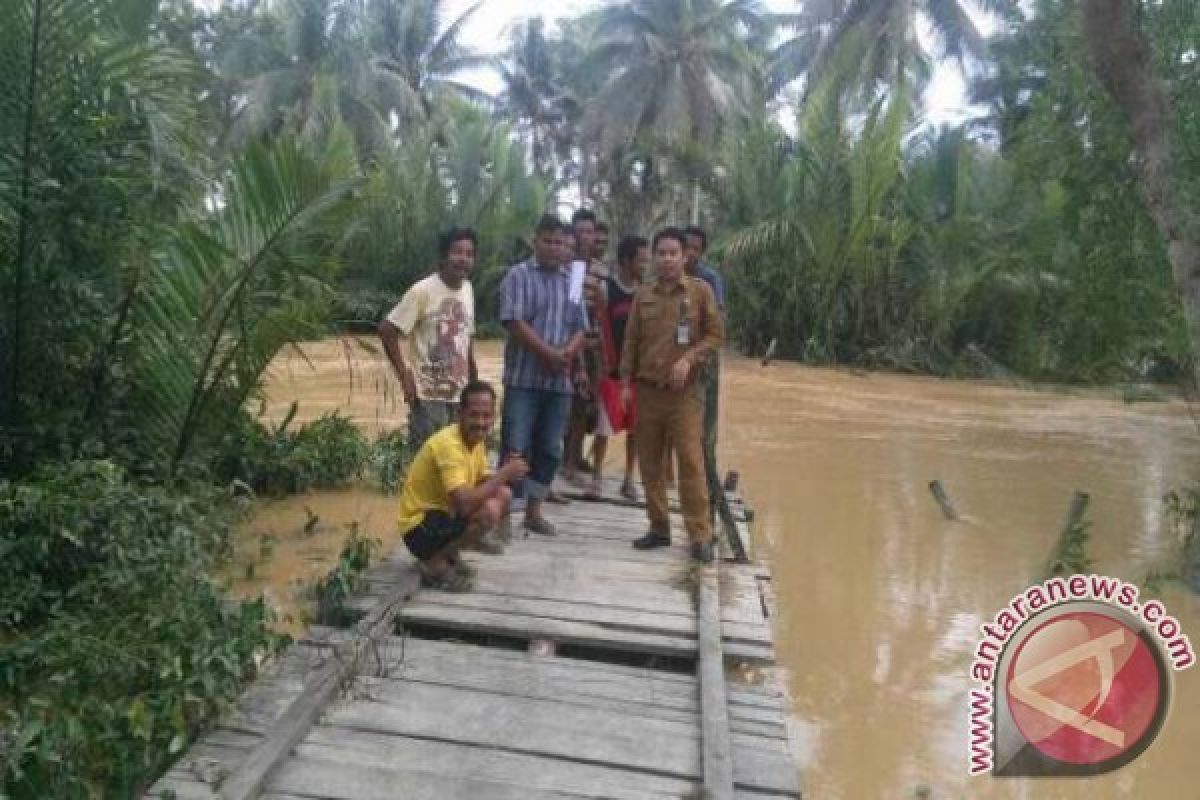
[561,210,609,485]
[684,225,727,522]
[587,235,648,501]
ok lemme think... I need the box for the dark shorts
[403,510,468,561]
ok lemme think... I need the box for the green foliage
[314,527,380,626]
[369,429,410,494]
[0,461,284,797]
[132,135,360,470]
[336,107,547,326]
[0,0,204,474]
[218,408,369,496]
[715,1,1190,382]
[1154,487,1200,592]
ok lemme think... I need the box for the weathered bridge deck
[150,478,799,800]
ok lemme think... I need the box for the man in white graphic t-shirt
[379,227,479,450]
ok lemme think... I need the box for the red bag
[597,378,635,433]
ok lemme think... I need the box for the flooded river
[238,336,1199,799]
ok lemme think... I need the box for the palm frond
[132,138,360,467]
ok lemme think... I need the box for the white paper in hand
[568,260,587,305]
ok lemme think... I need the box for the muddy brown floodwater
[238,337,1199,799]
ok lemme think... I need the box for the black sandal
[419,564,474,592]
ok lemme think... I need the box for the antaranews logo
[967,574,1195,777]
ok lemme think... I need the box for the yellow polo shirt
[397,424,489,534]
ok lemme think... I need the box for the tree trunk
[1082,0,1200,384]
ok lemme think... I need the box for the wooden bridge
[149,477,799,800]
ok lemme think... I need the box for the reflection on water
[244,337,1199,799]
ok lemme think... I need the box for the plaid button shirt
[498,259,587,394]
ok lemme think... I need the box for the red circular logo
[1005,610,1165,767]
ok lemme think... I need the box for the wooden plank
[510,537,690,564]
[366,561,694,615]
[357,667,698,726]
[147,775,220,800]
[724,641,775,664]
[406,590,699,637]
[458,572,694,615]
[322,681,703,778]
[305,631,702,689]
[214,563,422,800]
[698,568,735,800]
[473,550,694,583]
[398,604,699,658]
[731,734,801,795]
[383,638,701,712]
[296,727,698,798]
[268,757,580,800]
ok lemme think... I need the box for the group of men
[379,213,725,592]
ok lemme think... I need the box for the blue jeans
[501,386,573,500]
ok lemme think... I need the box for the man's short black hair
[438,226,478,259]
[459,380,496,407]
[571,208,598,226]
[683,225,707,252]
[617,234,648,265]
[535,213,565,236]
[596,221,610,233]
[652,227,688,251]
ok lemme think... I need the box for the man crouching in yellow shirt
[398,381,529,592]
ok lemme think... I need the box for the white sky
[446,0,1002,125]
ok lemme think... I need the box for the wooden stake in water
[928,480,960,521]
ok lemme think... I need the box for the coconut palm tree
[222,0,390,152]
[365,0,493,122]
[580,0,767,223]
[584,0,765,151]
[797,0,1013,98]
[494,17,575,178]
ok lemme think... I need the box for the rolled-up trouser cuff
[525,479,550,500]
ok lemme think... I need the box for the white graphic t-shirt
[385,273,475,402]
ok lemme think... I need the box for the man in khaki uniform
[619,228,724,563]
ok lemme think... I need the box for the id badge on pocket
[676,319,691,346]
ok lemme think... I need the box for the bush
[369,429,410,493]
[217,407,368,495]
[0,461,285,797]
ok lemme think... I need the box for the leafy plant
[369,429,411,494]
[217,408,368,496]
[0,461,285,797]
[314,526,380,626]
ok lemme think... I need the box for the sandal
[419,564,474,592]
[619,481,639,502]
[448,555,477,580]
[524,515,558,536]
[582,478,603,501]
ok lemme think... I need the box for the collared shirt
[498,259,587,394]
[619,276,724,388]
[692,262,726,310]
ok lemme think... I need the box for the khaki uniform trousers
[635,382,712,544]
